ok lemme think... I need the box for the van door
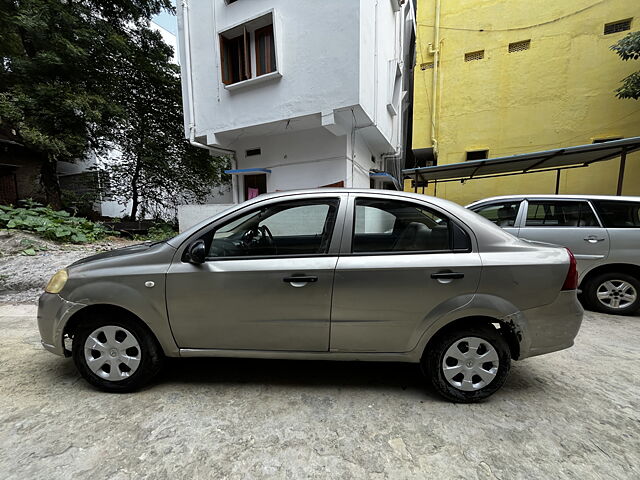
[517,199,610,273]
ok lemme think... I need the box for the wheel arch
[63,304,166,357]
[421,316,521,361]
[580,263,640,288]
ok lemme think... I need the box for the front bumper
[37,292,85,356]
[517,290,584,359]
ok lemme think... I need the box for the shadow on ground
[45,353,549,402]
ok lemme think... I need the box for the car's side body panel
[166,256,339,351]
[38,189,583,366]
[39,242,180,357]
[330,252,483,352]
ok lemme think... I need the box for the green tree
[0,0,172,208]
[611,30,640,100]
[108,27,229,220]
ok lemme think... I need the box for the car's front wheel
[583,272,640,316]
[72,315,164,392]
[423,326,511,403]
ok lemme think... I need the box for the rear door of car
[330,193,482,353]
[516,198,610,272]
[590,199,640,266]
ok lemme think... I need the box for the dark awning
[403,137,640,182]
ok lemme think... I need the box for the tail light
[561,248,578,290]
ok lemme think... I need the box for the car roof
[467,194,640,206]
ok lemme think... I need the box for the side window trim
[342,195,473,256]
[523,199,602,228]
[184,196,345,261]
[472,199,524,228]
[514,199,527,228]
[586,200,605,228]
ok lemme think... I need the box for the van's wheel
[72,315,164,393]
[583,272,640,315]
[422,326,511,403]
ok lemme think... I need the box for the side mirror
[187,240,206,264]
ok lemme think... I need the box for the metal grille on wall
[464,50,484,62]
[508,40,531,53]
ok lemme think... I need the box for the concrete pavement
[0,304,638,479]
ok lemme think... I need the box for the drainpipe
[181,0,239,204]
[428,0,441,156]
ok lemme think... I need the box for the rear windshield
[592,201,640,228]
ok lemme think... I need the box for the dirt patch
[0,230,139,304]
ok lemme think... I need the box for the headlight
[45,269,68,294]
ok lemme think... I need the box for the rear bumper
[517,290,584,359]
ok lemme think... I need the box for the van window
[471,201,521,227]
[525,201,598,227]
[592,201,640,228]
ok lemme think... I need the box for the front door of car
[166,196,345,351]
[516,199,610,272]
[330,195,482,353]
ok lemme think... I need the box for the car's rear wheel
[583,272,640,316]
[72,315,163,392]
[423,326,511,403]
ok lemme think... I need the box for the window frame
[522,199,603,228]
[591,200,640,229]
[255,24,276,76]
[218,11,279,87]
[345,196,473,256]
[603,18,632,35]
[219,27,252,85]
[466,149,489,161]
[471,200,523,227]
[186,197,344,262]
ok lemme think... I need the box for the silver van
[467,195,640,315]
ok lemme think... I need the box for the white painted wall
[176,0,415,222]
[180,0,360,140]
[178,203,234,232]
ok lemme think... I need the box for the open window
[219,12,277,86]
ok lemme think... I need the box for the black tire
[72,314,164,393]
[582,272,640,316]
[422,325,511,403]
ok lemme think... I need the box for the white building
[177,0,415,225]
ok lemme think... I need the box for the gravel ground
[0,231,138,303]
[0,304,638,479]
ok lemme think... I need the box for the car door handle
[283,276,318,285]
[584,236,605,243]
[431,272,465,280]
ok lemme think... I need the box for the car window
[525,201,599,227]
[206,199,339,258]
[592,201,640,228]
[353,198,469,253]
[471,201,521,227]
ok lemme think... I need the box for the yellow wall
[409,0,640,205]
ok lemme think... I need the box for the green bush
[133,221,177,242]
[0,200,113,244]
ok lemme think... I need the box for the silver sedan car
[38,190,583,402]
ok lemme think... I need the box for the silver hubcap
[596,280,637,310]
[84,326,141,382]
[442,336,500,391]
